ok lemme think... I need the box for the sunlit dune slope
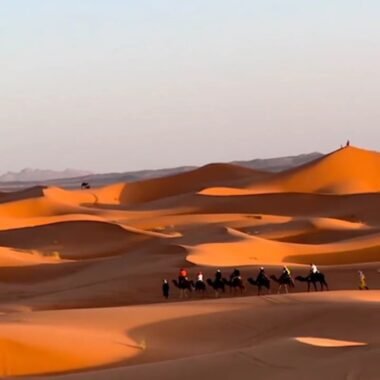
[12,291,380,380]
[90,163,268,206]
[19,164,268,210]
[186,230,380,266]
[0,194,86,218]
[0,324,140,377]
[0,247,62,266]
[202,146,380,195]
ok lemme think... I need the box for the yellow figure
[358,271,368,290]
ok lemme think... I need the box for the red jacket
[179,269,188,277]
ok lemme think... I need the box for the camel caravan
[163,264,330,299]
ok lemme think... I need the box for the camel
[172,279,193,299]
[248,276,271,295]
[223,277,245,296]
[81,182,90,190]
[295,272,329,292]
[206,278,226,297]
[193,280,207,296]
[270,274,295,294]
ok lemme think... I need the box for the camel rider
[215,269,222,282]
[230,268,241,282]
[282,266,294,286]
[257,267,268,281]
[197,271,204,283]
[283,266,291,277]
[178,268,188,285]
[310,263,319,275]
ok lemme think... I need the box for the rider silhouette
[215,269,222,282]
[282,266,294,287]
[178,268,188,286]
[230,268,241,284]
[257,267,268,282]
[162,279,170,299]
[310,263,319,275]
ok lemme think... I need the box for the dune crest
[200,146,380,195]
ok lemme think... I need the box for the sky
[1,1,380,173]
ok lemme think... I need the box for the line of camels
[172,271,329,298]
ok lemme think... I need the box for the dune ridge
[201,146,380,195]
[0,146,378,379]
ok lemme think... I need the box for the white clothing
[311,265,318,274]
[197,274,204,282]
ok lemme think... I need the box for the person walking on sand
[162,279,170,299]
[358,271,369,290]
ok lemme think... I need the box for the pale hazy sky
[1,1,380,173]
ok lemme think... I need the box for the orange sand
[0,146,378,378]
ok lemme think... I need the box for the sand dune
[0,324,139,377]
[201,146,380,195]
[2,291,376,379]
[186,229,380,266]
[93,163,267,207]
[0,220,158,260]
[0,146,378,378]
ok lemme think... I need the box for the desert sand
[0,145,379,379]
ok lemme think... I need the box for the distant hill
[0,168,92,183]
[234,152,323,172]
[0,152,322,190]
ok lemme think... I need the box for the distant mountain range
[0,152,323,190]
[0,168,92,183]
[234,152,323,172]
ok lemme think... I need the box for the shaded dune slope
[0,221,157,260]
[132,191,380,225]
